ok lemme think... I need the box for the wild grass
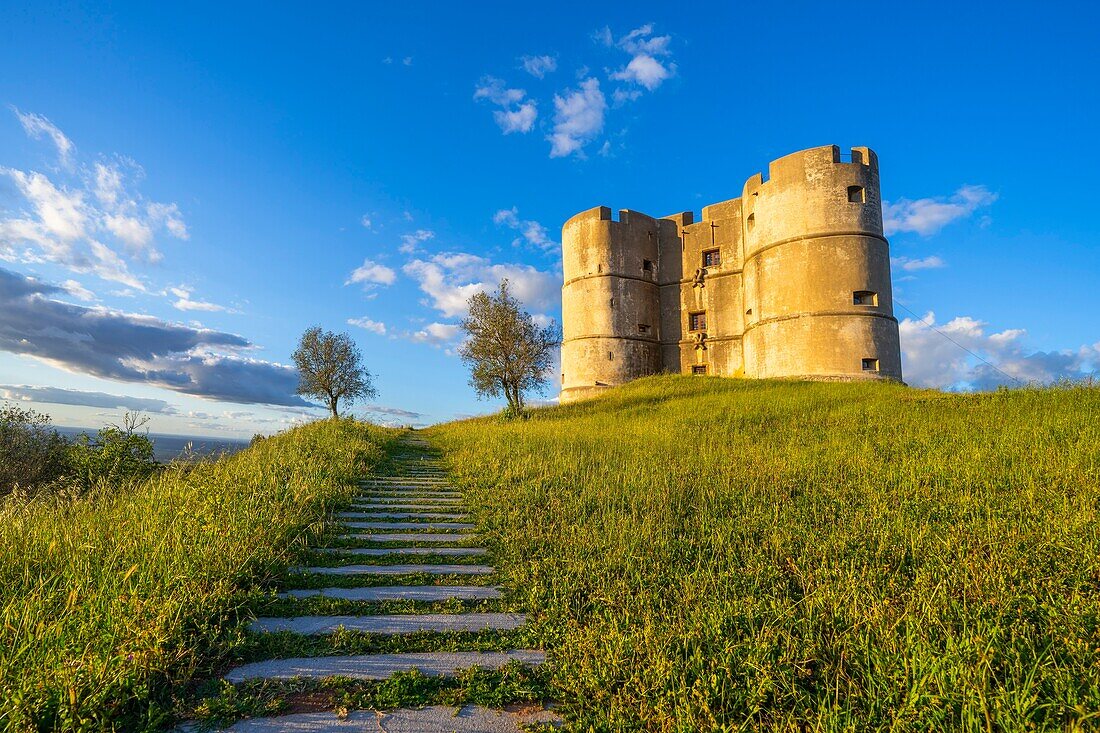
[428,376,1100,731]
[0,418,399,732]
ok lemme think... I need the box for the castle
[559,144,904,403]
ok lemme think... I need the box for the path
[215,435,555,731]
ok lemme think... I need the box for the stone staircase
[216,436,556,731]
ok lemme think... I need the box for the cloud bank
[0,266,308,406]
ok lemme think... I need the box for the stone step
[278,585,503,601]
[223,705,559,732]
[351,503,463,512]
[337,511,468,521]
[249,612,525,635]
[225,650,545,682]
[356,497,463,505]
[318,546,487,556]
[298,564,494,576]
[355,532,474,542]
[342,521,476,531]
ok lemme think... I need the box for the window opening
[689,311,707,331]
[702,249,720,267]
[853,290,878,306]
[642,259,653,272]
[862,358,880,372]
[638,324,650,334]
[691,365,707,375]
[847,185,866,203]
[747,213,755,231]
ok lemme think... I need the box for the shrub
[0,402,70,496]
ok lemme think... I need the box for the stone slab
[225,705,559,732]
[356,498,463,506]
[277,585,503,601]
[343,521,475,530]
[249,612,525,635]
[356,495,462,502]
[298,564,494,576]
[338,512,468,521]
[353,532,473,542]
[319,547,486,556]
[224,649,545,682]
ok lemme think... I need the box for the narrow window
[608,351,613,361]
[747,213,755,231]
[689,311,707,331]
[745,308,753,316]
[702,249,721,267]
[637,323,650,334]
[597,263,602,273]
[691,365,707,375]
[862,358,879,372]
[642,259,653,272]
[847,185,866,203]
[610,297,615,307]
[853,290,878,306]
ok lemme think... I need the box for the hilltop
[429,376,1100,729]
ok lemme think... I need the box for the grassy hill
[0,419,400,731]
[428,376,1100,730]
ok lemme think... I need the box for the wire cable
[893,299,1025,386]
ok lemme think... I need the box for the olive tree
[459,280,560,415]
[292,327,377,418]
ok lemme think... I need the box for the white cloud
[899,311,1100,390]
[348,316,387,335]
[13,109,75,167]
[399,229,435,254]
[493,206,557,252]
[403,57,413,66]
[409,321,462,346]
[345,258,397,287]
[603,24,676,95]
[883,185,997,236]
[360,215,373,229]
[474,76,538,134]
[1,112,190,287]
[4,168,88,241]
[548,78,606,158]
[61,279,95,301]
[104,213,154,252]
[403,251,560,319]
[169,285,230,313]
[611,54,671,91]
[892,255,946,272]
[520,55,557,78]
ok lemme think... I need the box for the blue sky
[1,1,1098,438]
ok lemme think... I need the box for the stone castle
[559,144,903,403]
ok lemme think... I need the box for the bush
[66,413,159,491]
[0,403,70,496]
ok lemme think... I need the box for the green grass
[427,375,1100,731]
[0,418,400,732]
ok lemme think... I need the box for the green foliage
[0,417,401,731]
[459,280,559,415]
[0,402,70,496]
[428,376,1100,731]
[65,414,159,492]
[293,326,377,417]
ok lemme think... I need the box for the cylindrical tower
[560,206,662,403]
[741,145,903,381]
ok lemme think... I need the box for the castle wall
[560,206,662,403]
[559,145,903,403]
[740,145,901,381]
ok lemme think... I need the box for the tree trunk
[328,394,339,419]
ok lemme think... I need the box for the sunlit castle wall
[559,145,903,404]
